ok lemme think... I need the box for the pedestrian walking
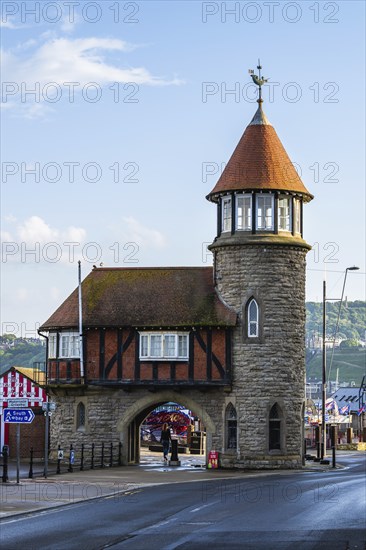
[160,423,171,462]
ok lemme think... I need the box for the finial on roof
[248,59,269,103]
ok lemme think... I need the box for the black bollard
[169,439,181,466]
[29,447,34,479]
[68,444,74,473]
[80,443,84,471]
[109,442,113,467]
[331,425,336,468]
[2,446,9,483]
[91,443,95,469]
[101,442,105,468]
[118,442,122,466]
[56,444,61,474]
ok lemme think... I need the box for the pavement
[0,449,352,519]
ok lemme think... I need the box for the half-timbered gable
[40,267,236,387]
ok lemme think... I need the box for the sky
[1,0,365,338]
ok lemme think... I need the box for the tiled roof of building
[40,267,237,330]
[207,102,313,201]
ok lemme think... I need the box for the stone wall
[48,243,308,470]
[213,243,308,468]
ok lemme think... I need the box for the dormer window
[236,194,252,230]
[278,197,291,232]
[256,195,274,230]
[222,196,232,232]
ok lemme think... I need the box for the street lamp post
[321,280,327,459]
[321,266,360,459]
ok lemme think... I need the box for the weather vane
[248,59,269,102]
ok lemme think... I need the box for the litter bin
[190,431,203,454]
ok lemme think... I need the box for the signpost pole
[44,404,49,478]
[16,424,20,484]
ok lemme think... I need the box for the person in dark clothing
[160,423,171,462]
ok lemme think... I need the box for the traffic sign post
[3,408,35,483]
[43,402,56,478]
[3,409,35,423]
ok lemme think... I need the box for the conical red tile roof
[207,102,313,201]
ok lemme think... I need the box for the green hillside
[306,300,365,341]
[306,348,366,386]
[0,335,46,376]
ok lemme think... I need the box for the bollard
[56,444,61,474]
[91,443,95,469]
[80,443,84,471]
[118,442,122,466]
[109,442,113,468]
[29,447,34,479]
[68,444,74,473]
[331,425,336,468]
[169,439,181,467]
[2,445,9,482]
[101,442,105,468]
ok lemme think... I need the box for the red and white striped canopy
[0,369,47,406]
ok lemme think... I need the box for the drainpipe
[78,260,85,382]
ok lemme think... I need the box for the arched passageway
[116,391,216,465]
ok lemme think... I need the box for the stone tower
[207,77,313,468]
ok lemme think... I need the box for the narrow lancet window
[226,403,237,450]
[248,299,259,337]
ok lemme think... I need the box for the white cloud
[3,36,184,87]
[17,216,58,243]
[16,287,29,302]
[1,36,184,118]
[1,230,13,242]
[122,216,167,249]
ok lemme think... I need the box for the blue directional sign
[3,408,35,423]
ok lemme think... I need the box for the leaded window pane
[140,335,148,357]
[294,199,301,234]
[77,402,85,429]
[248,299,259,337]
[178,335,188,357]
[222,197,232,232]
[61,335,69,357]
[236,195,252,230]
[49,334,57,358]
[150,335,162,357]
[278,198,291,231]
[257,195,273,230]
[164,335,176,357]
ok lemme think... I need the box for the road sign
[42,402,56,412]
[7,398,29,408]
[3,409,35,423]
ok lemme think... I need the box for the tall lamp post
[321,266,360,458]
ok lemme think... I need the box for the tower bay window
[294,198,301,234]
[139,333,189,360]
[222,196,232,232]
[278,197,291,231]
[256,195,274,230]
[236,194,252,230]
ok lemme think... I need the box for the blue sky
[1,0,365,337]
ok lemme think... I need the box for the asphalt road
[1,454,365,550]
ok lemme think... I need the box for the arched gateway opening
[117,392,216,465]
